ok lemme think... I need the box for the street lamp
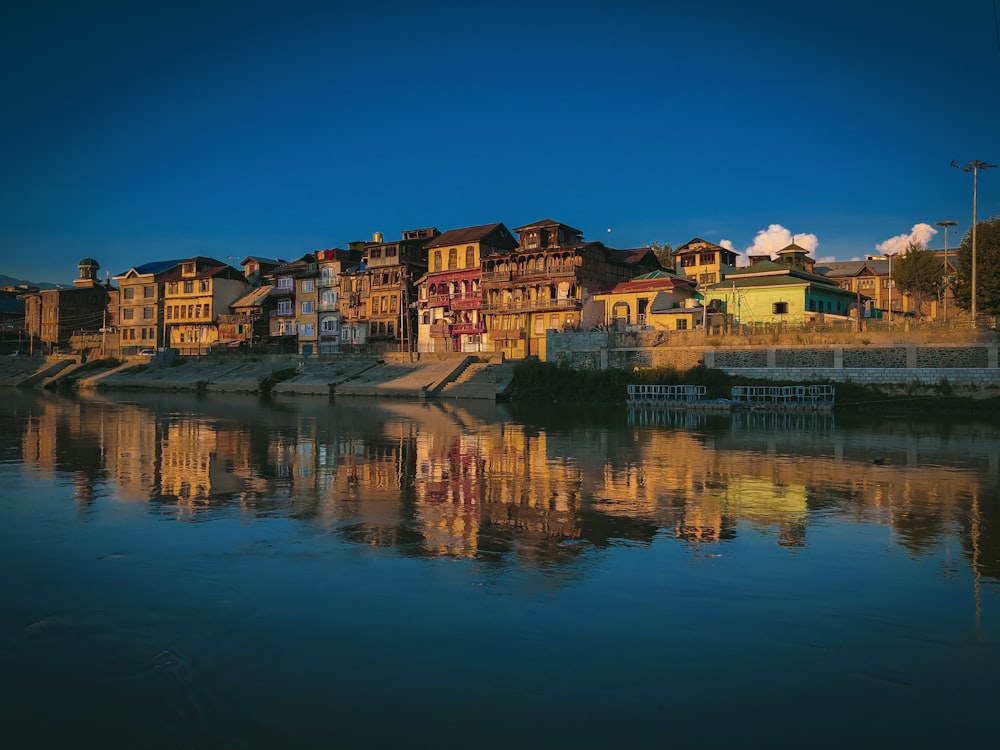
[935,220,957,323]
[951,160,996,321]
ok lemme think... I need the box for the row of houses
[7,217,954,359]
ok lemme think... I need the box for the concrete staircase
[436,361,515,400]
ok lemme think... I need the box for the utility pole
[883,253,897,325]
[935,220,957,323]
[951,160,996,321]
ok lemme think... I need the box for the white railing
[730,384,835,405]
[627,384,706,402]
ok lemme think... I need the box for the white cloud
[874,223,937,256]
[745,224,819,258]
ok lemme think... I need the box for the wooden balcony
[483,298,579,313]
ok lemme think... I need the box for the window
[699,273,717,285]
[199,279,209,292]
[466,246,475,266]
[301,279,314,293]
[123,308,134,320]
[278,277,293,290]
[123,287,135,300]
[699,253,715,265]
[143,307,154,320]
[144,286,155,298]
[183,280,194,294]
[182,263,195,275]
[300,323,314,337]
[676,319,688,330]
[167,282,178,294]
[321,318,337,333]
[448,248,457,269]
[434,251,442,272]
[278,299,292,315]
[681,255,696,267]
[301,301,314,314]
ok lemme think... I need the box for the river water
[1,389,998,749]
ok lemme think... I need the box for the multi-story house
[672,238,739,287]
[22,257,112,355]
[480,219,661,359]
[816,254,936,321]
[112,259,182,355]
[265,255,314,353]
[417,222,518,354]
[315,246,363,354]
[162,257,248,355]
[361,228,438,355]
[338,257,370,352]
[240,256,286,287]
[296,260,320,356]
[220,285,273,351]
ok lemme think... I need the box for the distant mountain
[0,273,62,290]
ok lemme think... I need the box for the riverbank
[1,353,515,400]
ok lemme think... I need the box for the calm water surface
[1,390,998,749]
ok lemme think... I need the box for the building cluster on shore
[1,217,962,360]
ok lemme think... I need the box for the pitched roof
[814,260,871,277]
[601,270,694,295]
[113,259,185,278]
[424,222,515,249]
[230,285,273,309]
[607,246,658,267]
[673,237,730,255]
[512,218,583,235]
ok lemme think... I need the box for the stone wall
[545,329,1000,392]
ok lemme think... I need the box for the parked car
[139,348,157,356]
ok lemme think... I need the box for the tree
[648,242,674,271]
[891,241,940,318]
[954,214,1000,315]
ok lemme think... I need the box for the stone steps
[437,362,515,400]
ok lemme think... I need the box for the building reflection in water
[4,390,999,583]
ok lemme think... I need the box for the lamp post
[951,160,996,321]
[935,220,957,322]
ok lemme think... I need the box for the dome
[77,257,100,269]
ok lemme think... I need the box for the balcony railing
[482,298,579,313]
[481,270,511,282]
[511,267,576,281]
[450,322,484,335]
[270,309,295,318]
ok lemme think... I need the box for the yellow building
[591,270,701,331]
[672,237,739,287]
[417,222,517,354]
[112,259,182,355]
[162,257,249,355]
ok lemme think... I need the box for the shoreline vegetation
[507,359,1000,416]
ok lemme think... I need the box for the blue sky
[2,0,998,284]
